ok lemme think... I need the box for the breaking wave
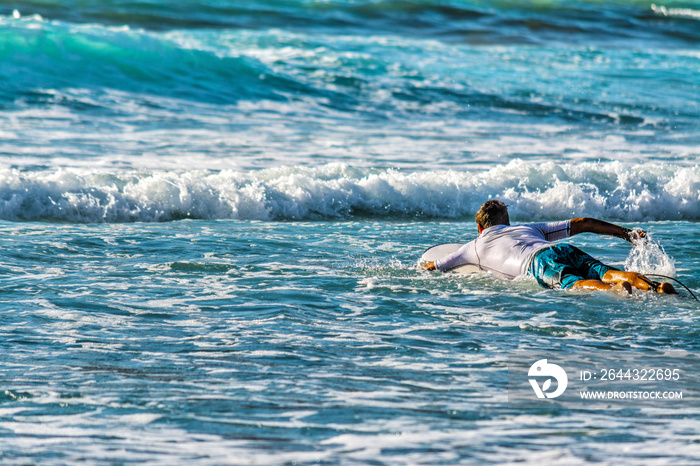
[0,161,697,223]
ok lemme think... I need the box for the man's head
[475,200,510,232]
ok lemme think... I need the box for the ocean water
[0,1,699,464]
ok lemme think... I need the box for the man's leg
[572,279,632,294]
[602,270,676,294]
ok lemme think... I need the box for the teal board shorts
[528,244,619,289]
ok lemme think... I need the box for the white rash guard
[435,221,572,279]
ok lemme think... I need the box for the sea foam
[0,161,696,223]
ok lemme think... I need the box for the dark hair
[475,200,510,229]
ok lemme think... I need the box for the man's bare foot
[616,282,632,294]
[656,282,677,294]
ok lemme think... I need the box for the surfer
[422,200,676,294]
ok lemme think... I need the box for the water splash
[624,234,676,276]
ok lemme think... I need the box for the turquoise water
[1,1,699,464]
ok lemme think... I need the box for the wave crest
[0,161,697,223]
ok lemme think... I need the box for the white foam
[0,161,696,223]
[652,4,700,19]
[625,236,676,276]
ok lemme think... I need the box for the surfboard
[421,243,483,274]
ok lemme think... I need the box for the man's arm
[569,217,645,243]
[422,241,475,272]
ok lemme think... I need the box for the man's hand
[625,228,647,243]
[422,261,436,271]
